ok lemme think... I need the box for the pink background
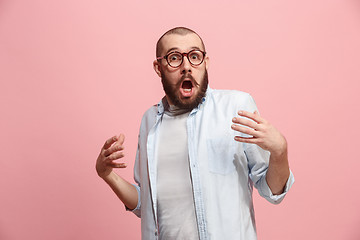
[1,0,359,239]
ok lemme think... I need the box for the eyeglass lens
[167,50,204,67]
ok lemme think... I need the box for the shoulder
[140,105,157,126]
[142,104,158,119]
[209,88,252,101]
[206,88,255,108]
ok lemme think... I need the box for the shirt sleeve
[125,106,159,218]
[244,132,295,205]
[125,184,141,216]
[257,169,295,204]
[242,94,294,204]
[125,138,141,217]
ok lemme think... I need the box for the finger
[232,117,259,130]
[118,133,125,145]
[103,135,118,149]
[231,124,261,137]
[237,110,264,124]
[234,136,259,144]
[106,162,127,168]
[105,151,125,161]
[103,145,124,158]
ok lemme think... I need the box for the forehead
[160,33,203,54]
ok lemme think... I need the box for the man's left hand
[231,110,287,157]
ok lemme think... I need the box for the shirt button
[155,230,158,236]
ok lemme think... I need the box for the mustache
[176,74,200,87]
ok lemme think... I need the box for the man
[96,27,294,240]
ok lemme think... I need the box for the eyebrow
[165,46,202,54]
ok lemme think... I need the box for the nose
[180,55,192,74]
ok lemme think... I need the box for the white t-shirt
[156,106,199,240]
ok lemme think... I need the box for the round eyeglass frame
[157,49,206,68]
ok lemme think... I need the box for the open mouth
[180,80,194,97]
[182,80,193,92]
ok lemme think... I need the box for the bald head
[156,27,206,57]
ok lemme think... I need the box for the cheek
[166,74,177,83]
[164,71,181,82]
[195,69,206,82]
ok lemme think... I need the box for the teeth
[184,88,191,92]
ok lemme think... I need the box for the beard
[161,70,209,110]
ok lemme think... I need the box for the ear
[153,60,162,77]
[204,55,210,70]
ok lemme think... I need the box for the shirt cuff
[259,170,295,204]
[125,184,141,217]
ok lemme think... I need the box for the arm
[96,134,138,210]
[231,111,290,195]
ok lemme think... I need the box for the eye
[189,52,201,60]
[170,55,179,61]
[168,53,181,62]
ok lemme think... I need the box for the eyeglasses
[157,49,206,68]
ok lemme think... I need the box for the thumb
[118,133,125,145]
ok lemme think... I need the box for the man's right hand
[96,134,126,179]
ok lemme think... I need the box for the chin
[161,69,209,110]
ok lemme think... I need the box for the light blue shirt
[129,87,295,240]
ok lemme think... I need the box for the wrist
[270,140,288,161]
[101,170,118,183]
[97,168,112,180]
